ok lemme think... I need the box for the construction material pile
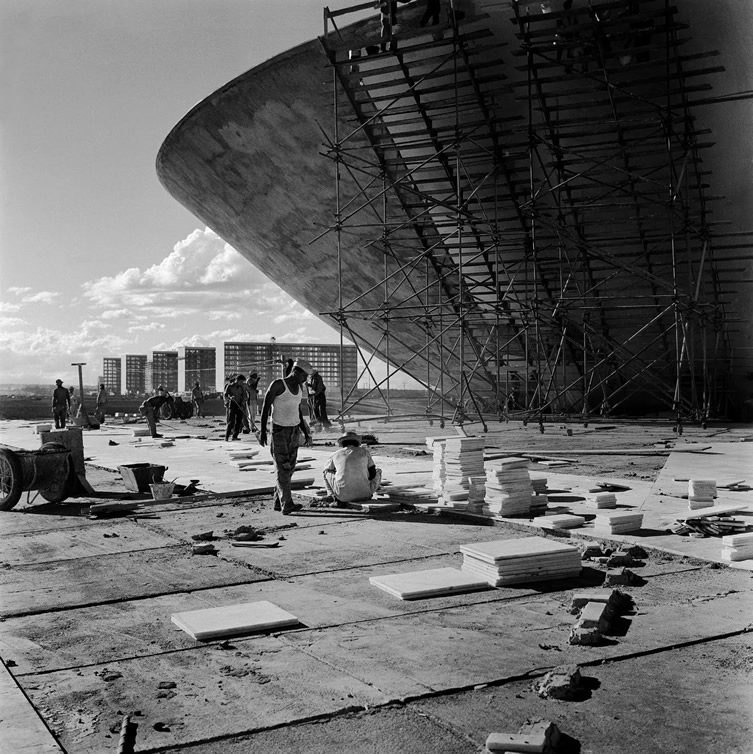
[431,436,485,507]
[591,510,643,535]
[688,479,716,510]
[460,536,581,586]
[721,532,753,562]
[587,491,617,509]
[671,509,751,538]
[482,457,535,516]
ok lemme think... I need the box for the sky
[0,0,374,387]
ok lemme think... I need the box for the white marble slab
[368,567,489,600]
[171,600,299,640]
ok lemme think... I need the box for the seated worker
[323,431,382,504]
[139,386,170,439]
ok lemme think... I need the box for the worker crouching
[323,431,382,505]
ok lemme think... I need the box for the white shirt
[324,446,375,502]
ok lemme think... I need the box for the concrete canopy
[157,0,753,419]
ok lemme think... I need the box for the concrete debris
[580,544,609,560]
[191,543,217,555]
[191,531,215,541]
[603,567,644,587]
[536,664,582,700]
[486,719,561,753]
[568,624,604,646]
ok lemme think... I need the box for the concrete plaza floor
[1,416,752,752]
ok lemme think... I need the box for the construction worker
[191,381,204,418]
[67,386,80,425]
[323,431,381,504]
[95,384,107,424]
[51,379,70,429]
[139,386,170,438]
[246,372,260,432]
[259,359,313,515]
[307,367,332,429]
[224,374,247,441]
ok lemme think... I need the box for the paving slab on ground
[412,632,753,754]
[0,547,269,617]
[22,636,391,753]
[157,703,476,754]
[0,554,706,676]
[0,520,181,566]
[277,577,752,698]
[2,418,753,752]
[0,662,62,753]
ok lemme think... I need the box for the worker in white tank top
[259,359,313,515]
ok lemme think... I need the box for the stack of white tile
[721,532,753,562]
[432,436,485,506]
[531,477,548,494]
[592,510,643,535]
[483,457,533,516]
[587,491,617,509]
[460,536,582,586]
[688,479,716,510]
[532,513,585,529]
[466,475,487,513]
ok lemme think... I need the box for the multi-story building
[178,346,216,393]
[121,354,147,396]
[222,340,358,396]
[147,351,179,394]
[101,357,122,394]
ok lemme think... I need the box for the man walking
[307,367,332,429]
[51,379,70,429]
[224,374,247,441]
[259,359,313,515]
[95,384,107,424]
[191,381,204,418]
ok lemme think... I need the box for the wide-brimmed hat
[338,431,361,446]
[292,359,314,375]
[55,379,63,385]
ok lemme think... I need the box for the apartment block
[147,351,179,394]
[121,354,147,396]
[102,357,122,394]
[222,341,358,394]
[178,346,216,393]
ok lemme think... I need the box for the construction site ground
[0,415,752,753]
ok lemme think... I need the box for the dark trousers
[53,407,67,429]
[225,403,244,440]
[313,393,331,427]
[270,424,300,510]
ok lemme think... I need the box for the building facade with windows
[178,346,216,393]
[222,341,358,396]
[121,354,148,396]
[147,351,179,394]
[102,357,122,394]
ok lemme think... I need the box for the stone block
[536,664,582,700]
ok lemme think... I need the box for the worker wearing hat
[51,379,70,429]
[323,430,382,505]
[259,358,313,515]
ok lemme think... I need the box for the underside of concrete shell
[157,0,753,423]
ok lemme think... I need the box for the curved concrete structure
[157,0,753,418]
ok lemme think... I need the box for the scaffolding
[317,0,749,428]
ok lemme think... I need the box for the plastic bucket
[149,482,175,500]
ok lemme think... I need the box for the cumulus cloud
[6,286,31,296]
[25,291,60,304]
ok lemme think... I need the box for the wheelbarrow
[0,442,75,510]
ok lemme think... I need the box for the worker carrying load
[323,431,382,505]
